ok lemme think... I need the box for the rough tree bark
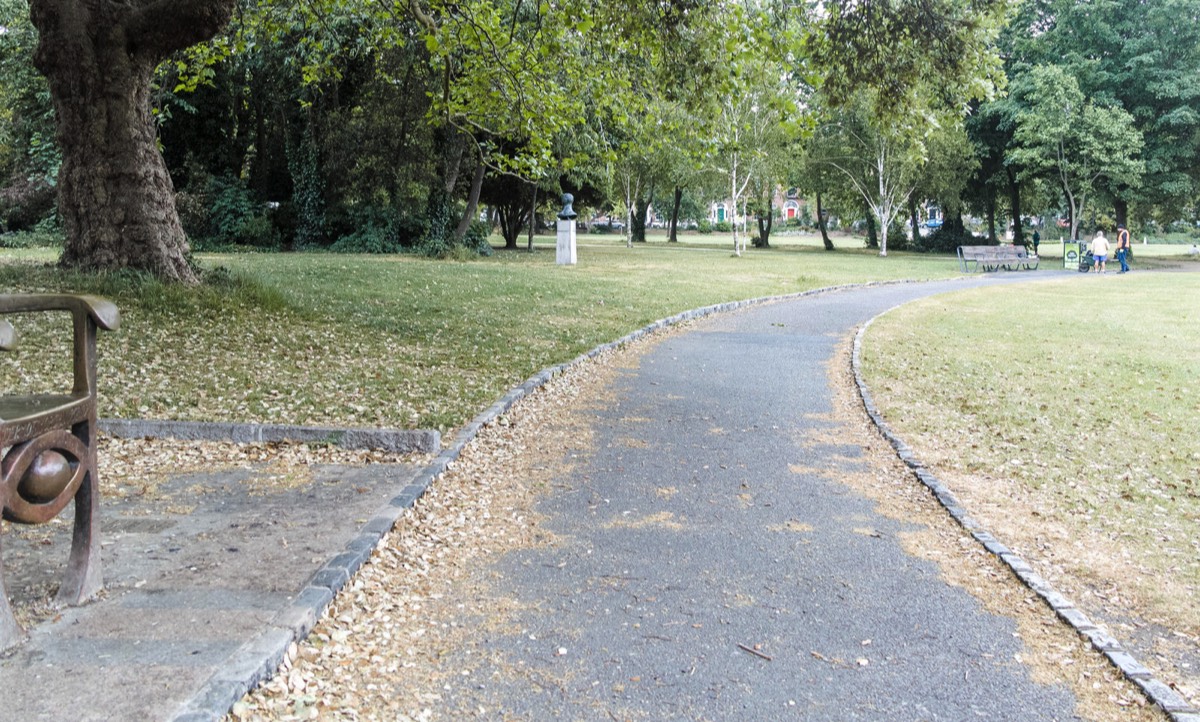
[30,0,236,283]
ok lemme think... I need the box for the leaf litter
[220,325,1172,721]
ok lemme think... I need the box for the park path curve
[430,278,1089,720]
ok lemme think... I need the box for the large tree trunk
[526,183,537,252]
[632,194,651,243]
[944,212,967,237]
[498,196,526,249]
[1065,187,1080,241]
[453,158,486,243]
[816,191,834,250]
[1006,166,1025,247]
[985,193,997,243]
[1114,198,1129,230]
[668,185,682,243]
[31,0,235,283]
[754,192,772,248]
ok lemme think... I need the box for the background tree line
[1,0,1198,279]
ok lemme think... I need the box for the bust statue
[557,193,578,221]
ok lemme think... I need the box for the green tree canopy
[1009,64,1144,240]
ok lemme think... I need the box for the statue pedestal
[556,219,577,265]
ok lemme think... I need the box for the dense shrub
[912,224,981,254]
[328,206,428,254]
[178,171,280,249]
[175,187,210,241]
[416,188,455,257]
[887,220,908,251]
[237,215,281,248]
[464,220,494,255]
[0,178,56,232]
[697,220,713,234]
[207,175,257,243]
[715,220,732,233]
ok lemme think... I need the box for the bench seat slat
[0,395,92,446]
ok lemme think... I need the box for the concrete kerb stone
[953,514,984,532]
[174,680,248,722]
[1136,678,1196,714]
[172,628,295,720]
[852,311,1199,720]
[1056,607,1096,632]
[100,418,440,454]
[175,279,936,721]
[1107,650,1154,679]
[272,586,334,638]
[311,566,350,594]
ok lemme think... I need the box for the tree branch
[127,0,236,61]
[406,0,438,32]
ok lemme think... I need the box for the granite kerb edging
[851,310,1198,719]
[173,278,930,721]
[100,418,441,454]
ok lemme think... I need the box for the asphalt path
[440,278,1083,721]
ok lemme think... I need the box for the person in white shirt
[1090,231,1110,273]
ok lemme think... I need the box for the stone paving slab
[0,460,423,721]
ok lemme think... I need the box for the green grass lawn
[860,273,1200,636]
[1,239,959,431]
[5,239,1199,689]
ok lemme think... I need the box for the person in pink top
[1090,230,1110,273]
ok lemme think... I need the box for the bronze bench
[1,294,119,649]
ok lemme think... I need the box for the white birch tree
[813,97,928,256]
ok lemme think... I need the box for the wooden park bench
[1,294,119,649]
[957,245,1040,273]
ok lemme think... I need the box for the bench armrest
[0,294,120,397]
[0,294,120,332]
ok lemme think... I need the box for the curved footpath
[2,274,1187,720]
[415,277,1125,721]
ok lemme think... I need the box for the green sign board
[1063,242,1082,270]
